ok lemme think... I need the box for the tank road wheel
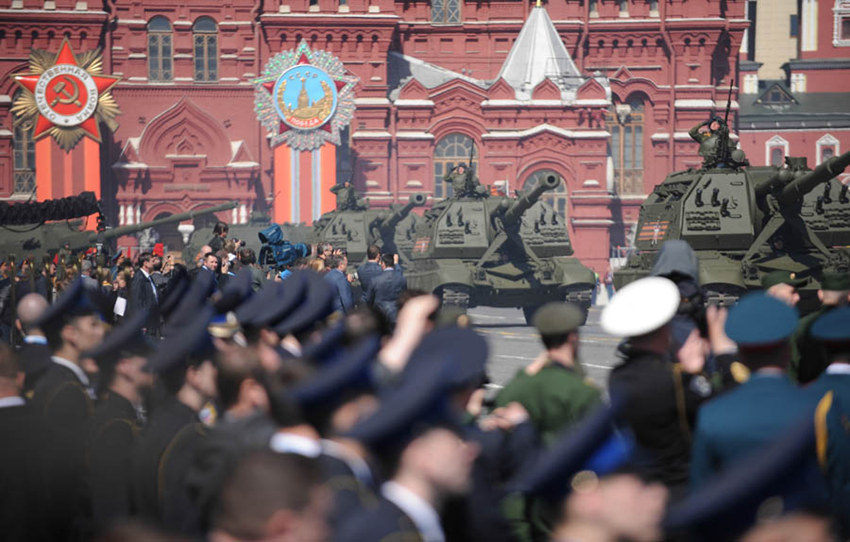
[440,285,471,312]
[522,306,541,326]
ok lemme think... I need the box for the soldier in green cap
[494,302,600,446]
[494,302,599,542]
[761,269,807,307]
[790,271,850,383]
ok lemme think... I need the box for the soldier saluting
[330,181,368,211]
[444,162,489,199]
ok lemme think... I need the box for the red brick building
[1,0,751,272]
[737,0,850,177]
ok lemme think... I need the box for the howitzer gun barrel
[779,150,850,205]
[379,193,427,230]
[503,174,559,224]
[89,201,238,244]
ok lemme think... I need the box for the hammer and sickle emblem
[50,76,82,108]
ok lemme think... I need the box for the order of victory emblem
[12,38,121,152]
[254,40,357,151]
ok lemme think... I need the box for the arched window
[522,170,567,219]
[147,16,172,82]
[431,0,461,24]
[193,17,217,82]
[12,92,35,196]
[765,135,789,166]
[433,133,478,198]
[605,96,645,195]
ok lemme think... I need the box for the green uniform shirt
[495,362,601,447]
[790,305,834,384]
[496,361,601,542]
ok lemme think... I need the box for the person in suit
[324,254,353,314]
[132,307,218,533]
[14,292,51,398]
[357,245,382,303]
[29,278,106,538]
[0,343,48,541]
[365,253,407,323]
[129,252,161,337]
[689,292,820,490]
[84,310,155,533]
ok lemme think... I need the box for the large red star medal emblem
[12,38,121,151]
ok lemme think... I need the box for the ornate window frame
[193,16,218,82]
[147,16,173,82]
[766,135,790,166]
[817,133,840,164]
[834,0,850,46]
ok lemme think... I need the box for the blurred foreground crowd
[0,238,849,542]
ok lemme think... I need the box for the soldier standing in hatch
[689,116,739,169]
[330,181,367,211]
[445,163,489,199]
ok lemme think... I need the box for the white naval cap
[601,276,680,337]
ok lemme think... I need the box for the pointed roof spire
[496,4,582,100]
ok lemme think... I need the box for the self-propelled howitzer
[1,201,238,263]
[405,175,596,323]
[614,150,850,311]
[314,193,427,263]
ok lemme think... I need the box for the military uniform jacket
[790,305,834,384]
[87,392,141,531]
[608,351,711,491]
[808,368,850,535]
[184,412,277,531]
[0,399,48,541]
[495,362,601,446]
[29,361,95,537]
[18,338,51,397]
[131,397,204,528]
[690,373,820,490]
[335,496,425,542]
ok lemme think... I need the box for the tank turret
[314,193,428,263]
[614,149,850,312]
[405,175,595,323]
[502,174,560,225]
[375,193,427,232]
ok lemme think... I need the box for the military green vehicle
[404,175,596,323]
[313,193,426,264]
[614,150,850,311]
[184,194,425,265]
[1,200,238,264]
